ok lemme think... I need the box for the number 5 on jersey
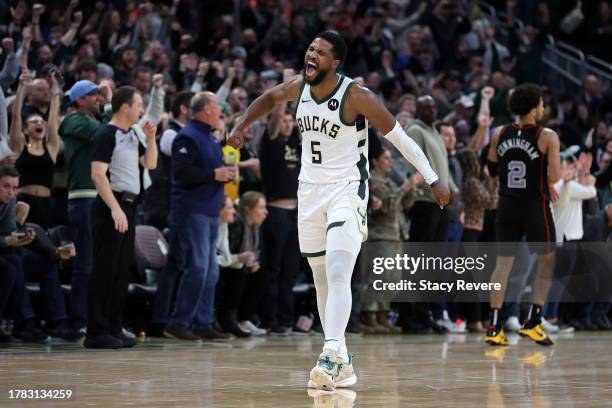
[311,141,322,164]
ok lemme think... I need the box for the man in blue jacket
[158,92,237,340]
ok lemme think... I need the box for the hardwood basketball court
[1,332,611,407]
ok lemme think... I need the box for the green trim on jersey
[294,79,307,115]
[310,74,345,105]
[356,153,368,180]
[327,221,345,232]
[339,80,357,126]
[358,179,367,200]
[302,250,326,258]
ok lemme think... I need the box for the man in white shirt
[553,153,597,243]
[160,91,194,156]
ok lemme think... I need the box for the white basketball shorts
[298,180,368,258]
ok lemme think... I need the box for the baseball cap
[69,80,98,102]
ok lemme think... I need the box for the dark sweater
[170,119,224,219]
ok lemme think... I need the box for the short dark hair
[171,91,195,118]
[76,59,98,74]
[508,83,542,116]
[435,121,453,134]
[0,165,19,179]
[111,86,138,114]
[130,66,151,81]
[315,31,347,68]
[380,78,399,99]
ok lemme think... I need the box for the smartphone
[50,68,66,87]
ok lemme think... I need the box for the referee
[84,86,158,349]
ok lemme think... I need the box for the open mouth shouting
[305,60,319,80]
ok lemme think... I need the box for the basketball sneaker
[334,355,357,388]
[518,322,554,346]
[504,316,522,332]
[485,326,509,346]
[238,320,267,336]
[541,318,559,333]
[308,350,343,391]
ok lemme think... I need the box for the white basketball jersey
[295,74,369,184]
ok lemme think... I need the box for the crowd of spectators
[0,0,610,346]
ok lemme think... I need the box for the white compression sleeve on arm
[384,121,439,185]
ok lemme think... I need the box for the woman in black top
[9,70,63,229]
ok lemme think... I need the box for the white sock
[311,256,350,363]
[323,249,356,361]
[323,336,348,362]
[308,256,327,333]
[337,336,349,363]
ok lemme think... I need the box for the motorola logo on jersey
[296,115,341,138]
[328,98,339,111]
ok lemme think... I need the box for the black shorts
[495,195,556,255]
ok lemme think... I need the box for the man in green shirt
[59,80,112,334]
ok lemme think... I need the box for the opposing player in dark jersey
[485,83,561,346]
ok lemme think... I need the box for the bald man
[154,92,237,341]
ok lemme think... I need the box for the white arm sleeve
[160,129,177,157]
[384,121,439,185]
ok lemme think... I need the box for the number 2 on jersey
[507,160,526,189]
[311,141,322,164]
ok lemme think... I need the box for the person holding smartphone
[0,165,49,343]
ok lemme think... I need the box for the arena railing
[543,38,585,87]
[586,55,612,86]
[478,0,612,96]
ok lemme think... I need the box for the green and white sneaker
[335,354,357,388]
[308,350,343,391]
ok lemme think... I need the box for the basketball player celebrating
[485,84,561,346]
[228,31,450,390]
